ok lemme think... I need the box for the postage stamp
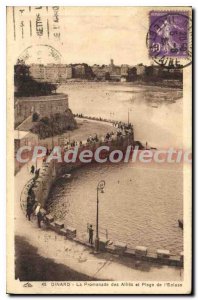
[146,11,192,68]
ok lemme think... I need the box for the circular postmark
[146,12,192,68]
[17,44,62,65]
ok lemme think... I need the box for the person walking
[26,196,33,221]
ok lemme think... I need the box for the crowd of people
[37,118,134,158]
[74,113,109,123]
[74,113,134,133]
[25,117,134,227]
[113,121,133,131]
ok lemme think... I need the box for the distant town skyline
[22,60,149,67]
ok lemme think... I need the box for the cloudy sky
[59,7,151,65]
[8,7,176,66]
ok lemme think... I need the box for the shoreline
[15,117,183,281]
[15,162,183,281]
[59,80,183,90]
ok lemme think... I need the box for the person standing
[30,165,35,174]
[88,224,94,245]
[37,210,43,228]
[34,168,40,180]
[34,202,42,227]
[26,196,33,221]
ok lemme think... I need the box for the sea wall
[31,161,56,207]
[30,133,133,205]
[22,132,183,268]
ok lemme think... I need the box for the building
[109,59,115,73]
[108,59,121,81]
[136,64,146,76]
[29,64,45,81]
[55,64,66,82]
[65,65,73,79]
[72,64,93,79]
[52,64,73,82]
[145,65,183,79]
[91,64,109,80]
[45,64,60,83]
[28,64,73,82]
[121,64,129,76]
[72,64,86,78]
[15,93,69,126]
[14,130,39,174]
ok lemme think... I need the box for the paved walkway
[15,162,183,281]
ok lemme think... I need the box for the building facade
[29,64,46,81]
[136,64,146,76]
[92,64,109,80]
[121,64,129,77]
[108,59,121,81]
[29,64,73,83]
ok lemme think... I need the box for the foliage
[31,111,77,139]
[32,112,39,122]
[14,64,57,97]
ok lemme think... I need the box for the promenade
[15,162,183,281]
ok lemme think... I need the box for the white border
[1,0,196,299]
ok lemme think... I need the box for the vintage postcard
[7,6,192,294]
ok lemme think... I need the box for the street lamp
[95,180,105,252]
[128,108,132,125]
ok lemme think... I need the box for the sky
[58,8,151,65]
[7,7,180,66]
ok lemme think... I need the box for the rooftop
[14,130,29,140]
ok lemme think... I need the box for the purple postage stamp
[146,11,192,68]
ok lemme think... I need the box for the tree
[32,112,39,122]
[14,63,58,97]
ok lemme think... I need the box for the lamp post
[95,180,105,252]
[128,108,132,125]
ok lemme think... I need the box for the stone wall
[30,133,134,205]
[31,161,56,207]
[15,93,68,126]
[22,131,183,268]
